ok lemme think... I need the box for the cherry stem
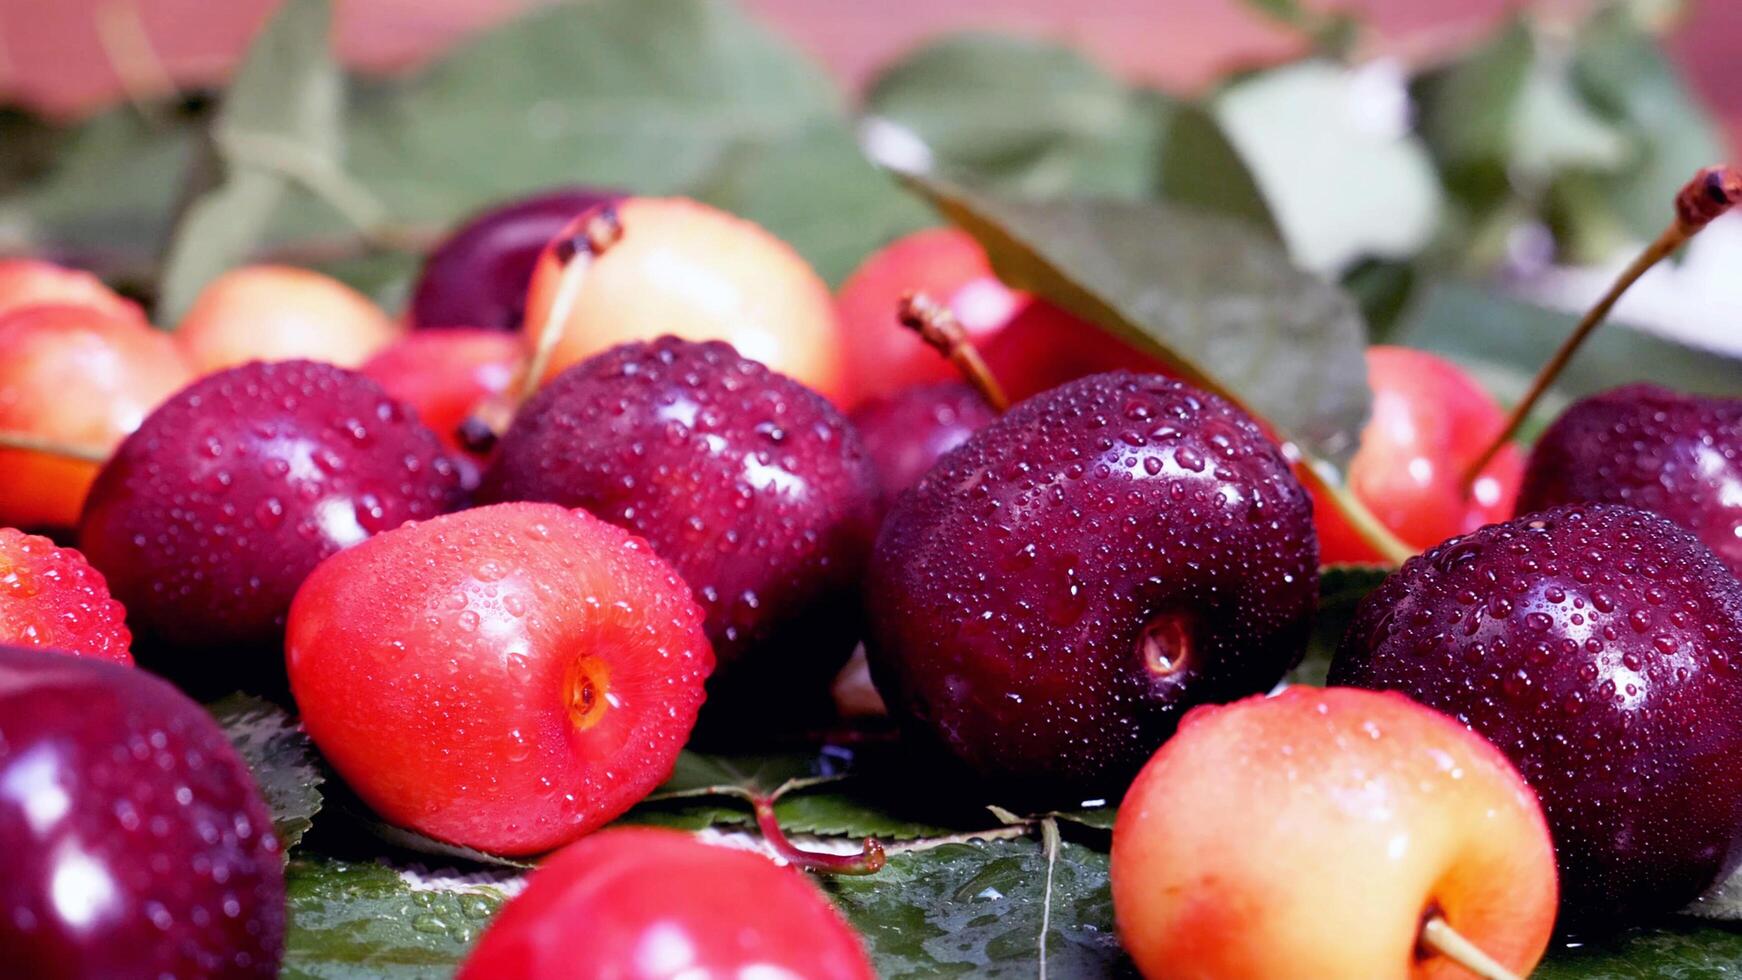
[1462,163,1742,489]
[1296,458,1415,565]
[0,430,111,464]
[1419,915,1521,980]
[518,205,624,403]
[897,291,1011,412]
[752,788,886,876]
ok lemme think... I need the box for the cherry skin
[522,197,848,403]
[1113,686,1556,980]
[459,827,874,980]
[409,186,618,331]
[848,381,996,520]
[78,360,464,689]
[0,529,132,665]
[1318,346,1523,564]
[360,327,522,484]
[865,372,1319,796]
[1517,384,1741,577]
[0,646,284,978]
[980,299,1168,403]
[286,502,712,856]
[834,227,1027,407]
[0,302,195,530]
[481,337,876,723]
[1331,503,1742,924]
[0,259,143,321]
[174,265,402,374]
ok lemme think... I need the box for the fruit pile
[0,107,1739,974]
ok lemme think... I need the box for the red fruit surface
[0,528,131,665]
[287,503,712,856]
[458,828,874,980]
[0,259,143,321]
[865,372,1319,795]
[481,337,875,715]
[849,381,997,519]
[1331,503,1742,923]
[980,301,1167,403]
[0,303,194,530]
[409,187,619,331]
[174,265,402,373]
[834,227,1026,407]
[78,360,464,683]
[1318,346,1523,564]
[1517,384,1741,577]
[360,327,521,455]
[0,646,284,978]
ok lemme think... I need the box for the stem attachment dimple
[897,291,1011,412]
[1461,163,1742,488]
[1418,915,1522,980]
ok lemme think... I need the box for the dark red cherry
[848,381,996,520]
[1330,503,1742,924]
[409,187,619,331]
[865,372,1319,796]
[1517,384,1741,577]
[78,360,465,689]
[0,646,284,977]
[480,337,876,722]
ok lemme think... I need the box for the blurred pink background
[1,0,1737,153]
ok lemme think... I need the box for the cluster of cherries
[0,162,1737,979]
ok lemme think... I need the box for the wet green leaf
[209,694,323,853]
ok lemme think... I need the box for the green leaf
[906,177,1371,467]
[1533,924,1742,978]
[1154,100,1280,238]
[158,0,345,322]
[209,694,324,853]
[824,837,1136,978]
[283,855,515,978]
[1291,564,1390,687]
[1213,60,1443,273]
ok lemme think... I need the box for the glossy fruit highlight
[1331,503,1742,923]
[78,360,463,685]
[287,503,712,856]
[865,372,1319,795]
[1113,686,1556,980]
[0,302,194,529]
[0,529,131,665]
[0,646,284,977]
[521,197,847,402]
[458,828,874,979]
[174,265,402,373]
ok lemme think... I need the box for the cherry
[0,302,194,530]
[360,327,522,485]
[521,197,848,403]
[0,529,131,665]
[850,382,997,520]
[865,371,1319,796]
[1517,385,1741,577]
[0,646,284,977]
[77,360,463,688]
[480,337,876,722]
[0,259,143,322]
[1331,503,1742,924]
[980,300,1167,404]
[286,502,712,856]
[174,265,402,374]
[1317,346,1523,564]
[1114,686,1556,980]
[409,187,618,331]
[458,828,874,980]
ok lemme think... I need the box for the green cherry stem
[1462,163,1742,488]
[0,430,111,464]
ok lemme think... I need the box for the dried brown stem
[897,291,1010,412]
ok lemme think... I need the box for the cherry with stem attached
[1463,163,1742,486]
[646,775,886,876]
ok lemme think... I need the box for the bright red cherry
[980,299,1167,403]
[78,360,464,687]
[1317,346,1523,564]
[0,529,131,665]
[287,503,713,856]
[0,646,284,977]
[174,265,403,374]
[0,259,143,322]
[409,187,618,331]
[0,302,195,530]
[360,327,521,483]
[458,828,874,980]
